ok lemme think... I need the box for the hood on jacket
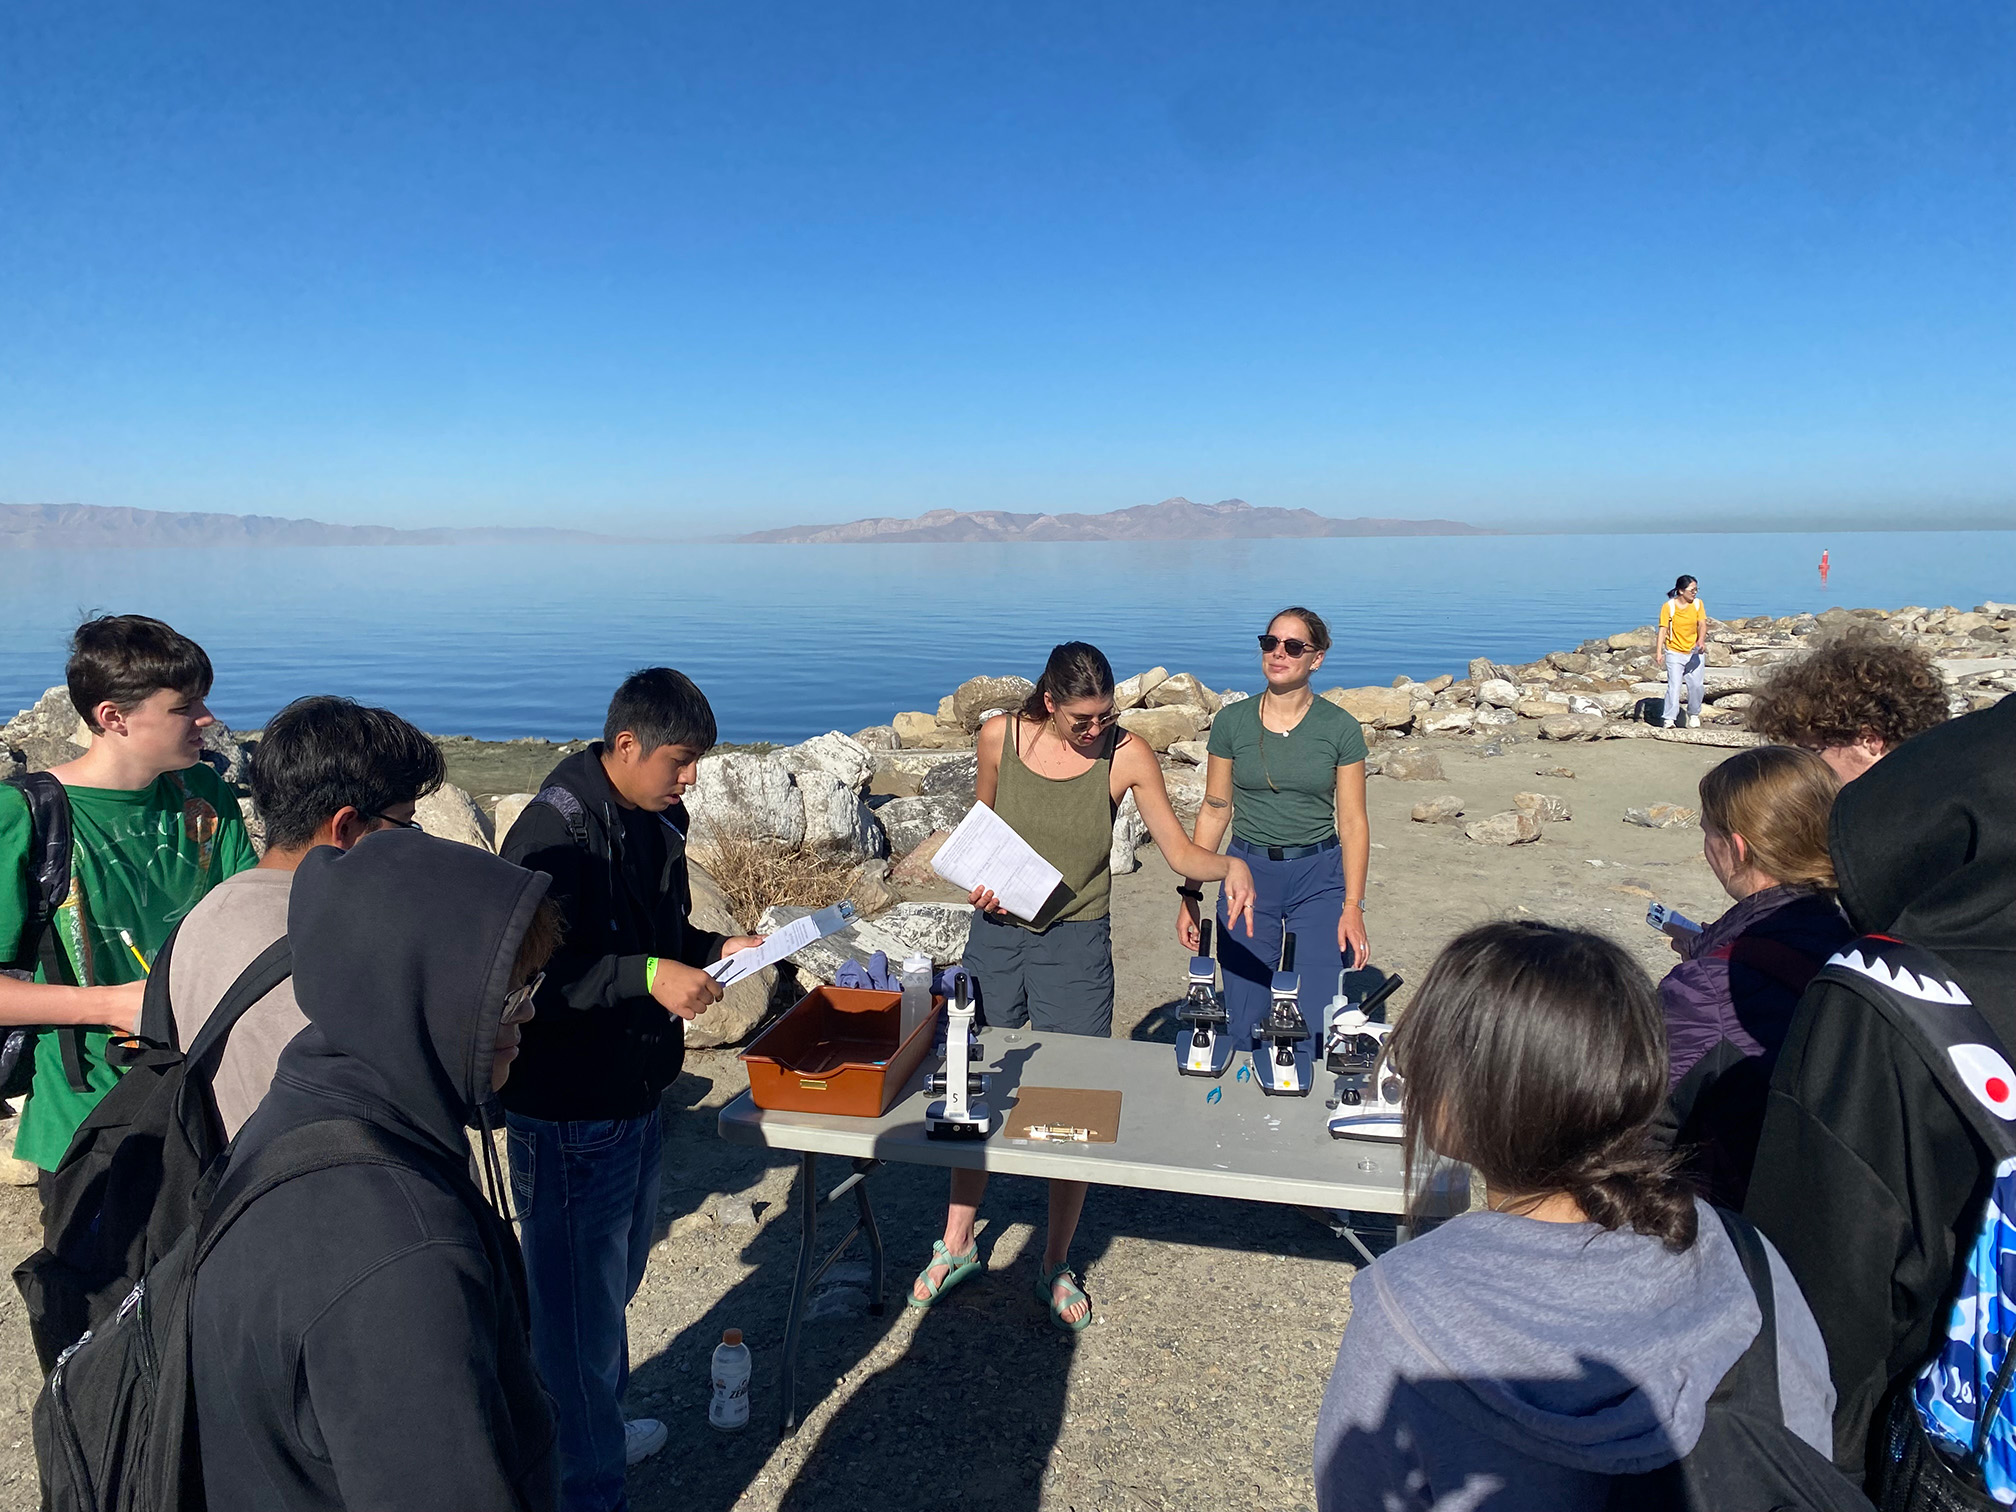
[1367,1205,1760,1474]
[260,829,549,1165]
[1830,696,2016,1017]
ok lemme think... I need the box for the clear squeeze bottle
[709,1328,751,1432]
[899,954,932,1041]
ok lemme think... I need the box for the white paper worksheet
[930,801,1064,923]
[706,900,856,988]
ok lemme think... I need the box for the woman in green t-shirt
[1179,606,1371,1048]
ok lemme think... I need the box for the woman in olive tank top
[910,643,1257,1332]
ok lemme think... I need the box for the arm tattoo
[1204,796,1230,809]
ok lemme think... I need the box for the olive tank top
[993,715,1117,930]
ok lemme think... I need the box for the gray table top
[717,1026,1467,1215]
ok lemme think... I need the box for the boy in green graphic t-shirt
[0,616,256,1171]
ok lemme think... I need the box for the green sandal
[1035,1262,1092,1333]
[908,1239,981,1309]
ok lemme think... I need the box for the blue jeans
[1217,841,1347,1047]
[1663,649,1704,725]
[507,1109,662,1512]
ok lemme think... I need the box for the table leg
[852,1158,885,1316]
[779,1151,817,1436]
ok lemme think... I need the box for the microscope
[1250,932,1315,1097]
[925,972,991,1140]
[1174,919,1234,1078]
[1324,964,1406,1141]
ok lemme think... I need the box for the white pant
[1664,650,1704,726]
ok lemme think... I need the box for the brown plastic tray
[741,986,937,1118]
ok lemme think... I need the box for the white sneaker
[625,1418,668,1465]
[1687,714,1701,728]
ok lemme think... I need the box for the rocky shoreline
[6,598,2010,1054]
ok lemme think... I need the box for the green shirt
[1,763,255,1168]
[1207,694,1368,848]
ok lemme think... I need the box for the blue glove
[835,951,899,992]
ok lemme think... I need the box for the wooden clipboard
[1000,1086,1122,1144]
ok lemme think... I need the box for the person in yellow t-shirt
[1658,575,1709,728]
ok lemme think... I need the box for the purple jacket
[1658,885,1852,1208]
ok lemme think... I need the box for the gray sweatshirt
[1314,1200,1834,1511]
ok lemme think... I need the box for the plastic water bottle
[709,1329,751,1432]
[899,954,933,1042]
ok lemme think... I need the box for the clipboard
[1001,1086,1123,1144]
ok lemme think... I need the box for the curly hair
[1745,627,1950,752]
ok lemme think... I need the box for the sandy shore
[0,726,1736,1512]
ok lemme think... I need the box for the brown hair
[1392,920,1697,1251]
[66,614,214,733]
[1697,746,1839,889]
[1019,641,1116,721]
[1267,606,1332,652]
[511,896,566,987]
[1745,627,1949,753]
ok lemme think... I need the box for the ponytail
[1019,642,1116,721]
[1669,574,1698,599]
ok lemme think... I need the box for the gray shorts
[959,912,1114,1038]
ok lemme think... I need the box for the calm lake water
[5,532,2012,744]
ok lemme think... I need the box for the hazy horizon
[3,4,2011,535]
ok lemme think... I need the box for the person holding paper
[911,641,1256,1333]
[1177,606,1371,1049]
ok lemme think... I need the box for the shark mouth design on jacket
[1827,945,1974,1006]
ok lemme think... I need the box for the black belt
[1229,834,1340,863]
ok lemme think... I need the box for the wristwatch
[1343,898,1367,911]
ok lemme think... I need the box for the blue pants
[507,1109,662,1512]
[1216,841,1347,1046]
[1663,650,1704,726]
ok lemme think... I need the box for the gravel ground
[0,731,1733,1511]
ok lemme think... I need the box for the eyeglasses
[369,812,423,831]
[1257,635,1318,658]
[501,971,543,1027]
[1063,708,1119,734]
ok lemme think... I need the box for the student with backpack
[1316,921,1860,1511]
[1744,694,2016,1491]
[499,668,763,1510]
[0,616,256,1176]
[166,694,446,1136]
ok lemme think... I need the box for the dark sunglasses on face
[1257,634,1317,658]
[501,971,543,1027]
[370,812,423,831]
[1064,708,1119,734]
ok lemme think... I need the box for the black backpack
[34,1117,416,1512]
[1,771,92,1098]
[14,927,292,1373]
[1611,1207,1876,1510]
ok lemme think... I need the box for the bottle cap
[722,1328,742,1346]
[903,954,930,971]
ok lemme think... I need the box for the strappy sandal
[1035,1261,1092,1333]
[907,1238,981,1309]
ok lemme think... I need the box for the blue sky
[2,1,2011,534]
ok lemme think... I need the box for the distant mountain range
[0,503,621,549]
[736,497,1495,544]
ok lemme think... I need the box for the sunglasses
[1257,634,1318,658]
[501,971,544,1028]
[369,812,423,831]
[1063,708,1119,734]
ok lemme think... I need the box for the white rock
[1420,706,1476,734]
[1148,672,1222,715]
[776,731,876,795]
[1167,739,1210,766]
[1473,706,1519,729]
[1463,810,1541,845]
[1163,763,1208,828]
[688,753,806,850]
[1110,790,1150,874]
[1478,678,1519,708]
[415,783,494,851]
[757,900,976,982]
[1114,667,1170,711]
[796,769,887,859]
[492,792,536,849]
[684,863,776,1049]
[876,792,973,856]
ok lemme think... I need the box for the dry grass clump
[692,829,863,932]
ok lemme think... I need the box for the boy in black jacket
[500,668,760,1510]
[1745,694,2016,1484]
[192,830,562,1511]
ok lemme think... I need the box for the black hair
[251,696,447,852]
[604,667,717,754]
[1669,574,1698,598]
[66,614,214,733]
[1018,642,1116,721]
[1392,919,1698,1251]
[1267,606,1332,652]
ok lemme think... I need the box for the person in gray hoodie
[1314,921,1837,1510]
